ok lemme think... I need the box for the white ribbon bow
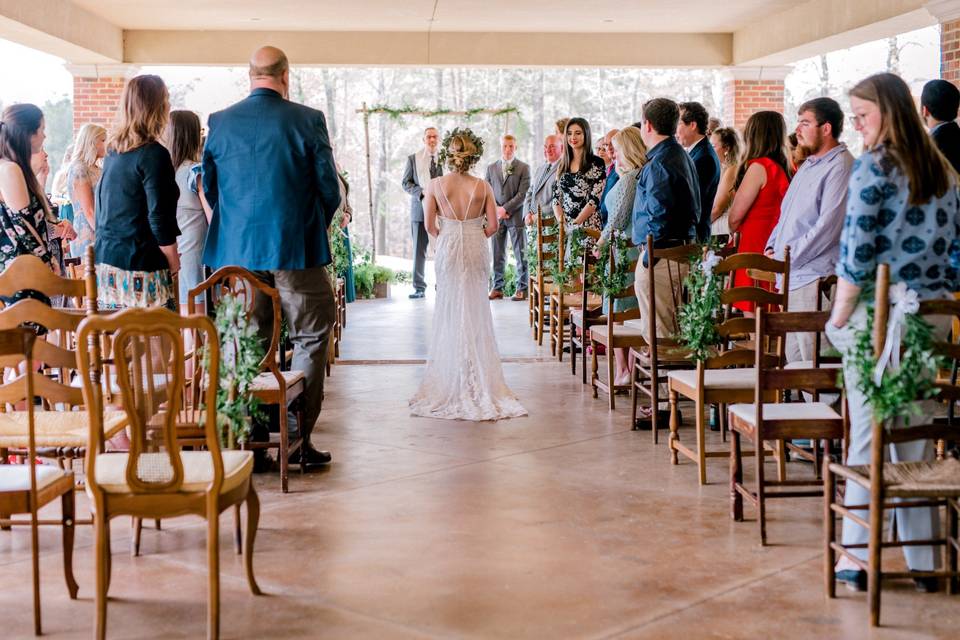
[872,282,920,385]
[700,250,721,278]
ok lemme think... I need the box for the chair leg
[155,519,162,530]
[824,442,837,599]
[776,439,787,483]
[669,390,679,465]
[61,490,79,599]
[813,439,822,480]
[244,484,263,596]
[569,325,577,376]
[132,517,143,556]
[207,506,221,640]
[757,438,768,545]
[630,364,639,432]
[947,498,958,595]
[30,508,41,635]
[695,400,707,485]
[233,504,243,555]
[590,338,599,399]
[279,403,289,494]
[651,372,660,445]
[719,403,727,443]
[581,331,589,386]
[607,346,616,411]
[537,296,546,345]
[868,495,883,627]
[731,427,743,522]
[95,514,109,640]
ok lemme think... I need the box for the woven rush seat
[250,369,305,392]
[830,457,960,498]
[554,291,602,307]
[0,410,127,448]
[668,367,756,391]
[91,450,254,495]
[589,322,645,342]
[570,309,606,326]
[729,401,841,425]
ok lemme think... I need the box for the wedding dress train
[408,180,527,421]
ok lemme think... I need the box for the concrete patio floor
[0,291,956,639]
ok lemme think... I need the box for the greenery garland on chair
[591,231,632,297]
[545,226,587,287]
[845,298,942,423]
[210,292,265,447]
[676,250,723,362]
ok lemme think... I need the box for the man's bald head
[249,46,290,96]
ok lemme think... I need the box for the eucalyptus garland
[546,226,587,287]
[676,251,723,362]
[329,210,350,279]
[591,231,632,296]
[846,305,942,423]
[210,293,265,446]
[363,104,519,121]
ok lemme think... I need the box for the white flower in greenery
[872,282,921,385]
[700,251,721,276]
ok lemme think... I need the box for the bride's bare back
[424,174,498,235]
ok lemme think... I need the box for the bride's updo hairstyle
[439,127,484,174]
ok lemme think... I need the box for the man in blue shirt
[677,102,721,242]
[632,98,699,343]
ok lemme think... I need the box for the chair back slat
[720,286,785,307]
[763,368,841,392]
[0,255,85,299]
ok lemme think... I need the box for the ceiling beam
[732,0,935,66]
[123,30,732,67]
[0,0,122,63]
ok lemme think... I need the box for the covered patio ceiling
[0,0,950,68]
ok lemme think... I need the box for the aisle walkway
[0,293,957,638]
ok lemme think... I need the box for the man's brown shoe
[511,290,527,301]
[489,290,503,300]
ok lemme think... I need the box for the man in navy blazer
[203,46,340,468]
[678,102,721,242]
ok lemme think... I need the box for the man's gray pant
[491,223,528,292]
[252,266,336,442]
[411,221,429,293]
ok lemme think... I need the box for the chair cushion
[0,464,70,492]
[91,449,254,495]
[784,360,842,370]
[728,402,841,426]
[668,368,756,390]
[0,411,128,448]
[250,370,305,392]
[837,458,960,498]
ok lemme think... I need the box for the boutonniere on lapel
[503,163,515,178]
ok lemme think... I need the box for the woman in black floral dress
[552,117,606,247]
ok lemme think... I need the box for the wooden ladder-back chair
[630,236,701,440]
[825,264,960,626]
[589,237,643,409]
[189,266,305,493]
[77,308,262,640]
[666,249,791,485]
[550,223,603,361]
[728,309,846,545]
[0,252,119,473]
[531,209,558,344]
[569,228,604,383]
[0,328,79,636]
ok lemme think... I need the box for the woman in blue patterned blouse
[826,72,959,594]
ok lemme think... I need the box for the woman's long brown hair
[108,75,170,154]
[849,72,953,204]
[0,103,50,216]
[735,110,791,189]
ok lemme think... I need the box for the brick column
[66,65,139,133]
[721,66,791,130]
[928,1,960,85]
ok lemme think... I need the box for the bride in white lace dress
[409,128,527,421]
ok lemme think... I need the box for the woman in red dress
[726,110,792,314]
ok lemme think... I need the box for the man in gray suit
[486,134,531,300]
[401,127,442,299]
[523,134,564,226]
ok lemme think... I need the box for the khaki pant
[785,280,830,364]
[633,258,688,343]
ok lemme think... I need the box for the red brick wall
[942,19,960,85]
[723,79,785,130]
[72,76,126,133]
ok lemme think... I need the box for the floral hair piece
[438,127,484,172]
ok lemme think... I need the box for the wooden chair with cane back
[666,249,791,485]
[588,236,644,409]
[530,209,558,344]
[630,236,701,440]
[189,266,305,493]
[568,228,605,383]
[77,307,262,640]
[549,224,603,361]
[0,251,121,474]
[0,328,79,636]
[728,308,846,545]
[825,264,960,627]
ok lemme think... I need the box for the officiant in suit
[202,46,340,469]
[402,127,442,299]
[486,134,531,300]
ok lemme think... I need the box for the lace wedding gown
[408,179,527,421]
